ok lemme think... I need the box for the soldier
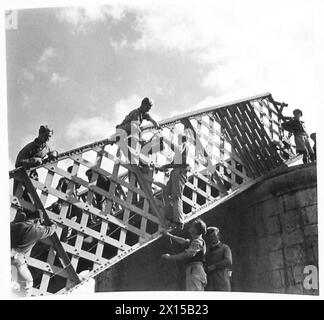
[280,109,314,164]
[161,219,207,291]
[156,135,189,230]
[205,226,232,291]
[11,209,57,296]
[113,97,161,164]
[115,97,161,136]
[14,125,58,195]
[15,125,57,169]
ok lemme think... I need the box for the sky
[4,0,324,170]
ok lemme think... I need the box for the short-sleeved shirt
[185,236,206,264]
[15,138,51,168]
[10,220,55,254]
[116,107,151,128]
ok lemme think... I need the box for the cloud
[38,46,57,64]
[36,47,58,73]
[56,4,126,33]
[19,68,35,83]
[128,1,318,99]
[113,94,141,122]
[50,72,68,84]
[65,116,113,146]
[64,94,142,147]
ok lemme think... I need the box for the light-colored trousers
[11,249,33,296]
[185,262,207,291]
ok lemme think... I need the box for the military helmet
[141,97,153,107]
[39,125,53,137]
[293,109,303,117]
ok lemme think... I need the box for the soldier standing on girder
[11,209,57,297]
[156,135,189,230]
[115,97,161,136]
[113,97,161,164]
[280,109,315,164]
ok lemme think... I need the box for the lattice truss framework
[9,93,296,295]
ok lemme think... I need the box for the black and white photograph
[1,0,322,300]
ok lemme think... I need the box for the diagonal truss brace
[128,164,167,227]
[181,118,228,195]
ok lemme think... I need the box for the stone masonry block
[286,266,295,286]
[264,215,281,235]
[312,242,318,262]
[284,245,305,267]
[306,248,316,264]
[280,210,301,234]
[301,205,318,226]
[292,265,305,284]
[258,235,283,255]
[254,212,267,238]
[282,188,317,212]
[304,224,318,237]
[286,284,304,295]
[252,199,283,220]
[257,237,268,256]
[282,229,304,247]
[256,272,269,291]
[268,269,284,289]
[268,250,284,270]
[256,254,270,272]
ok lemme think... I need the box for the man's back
[11,220,55,253]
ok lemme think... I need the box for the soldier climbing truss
[9,92,299,296]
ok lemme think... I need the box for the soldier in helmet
[116,97,161,136]
[15,125,57,169]
[280,109,314,164]
[113,97,162,163]
[13,125,58,195]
